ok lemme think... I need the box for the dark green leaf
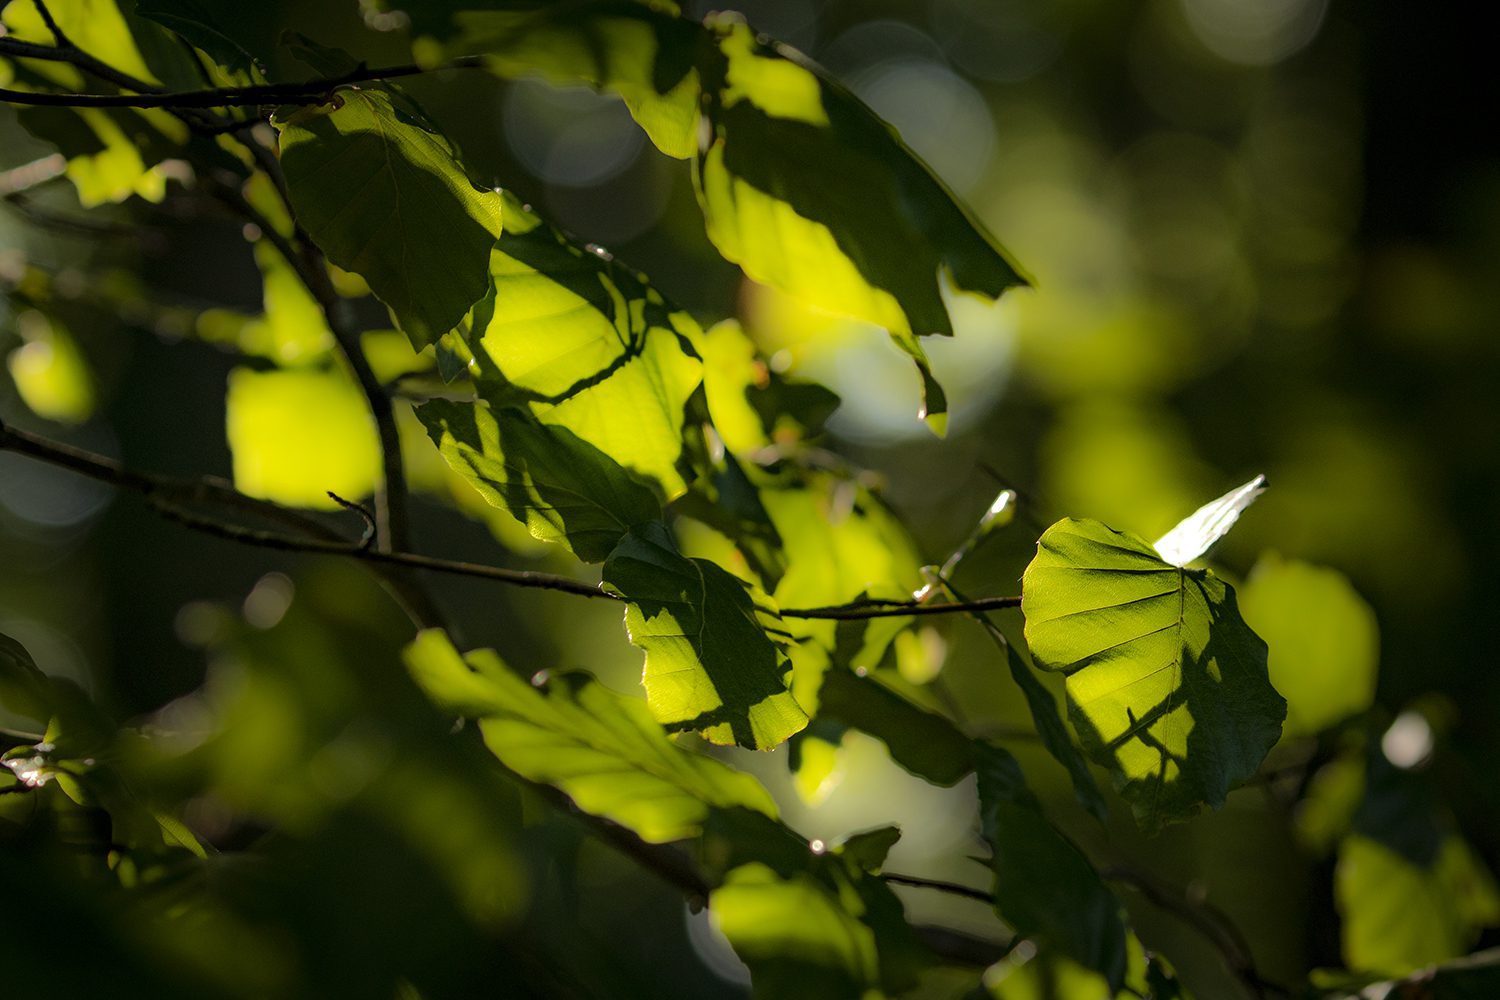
[976,744,1128,990]
[275,89,503,346]
[816,666,974,786]
[1022,518,1286,828]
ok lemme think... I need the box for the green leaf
[964,608,1109,823]
[195,240,334,366]
[1022,518,1286,828]
[816,666,975,786]
[1336,834,1500,977]
[976,744,1128,990]
[403,629,777,843]
[1238,553,1379,736]
[693,16,1028,428]
[225,366,381,510]
[274,88,504,347]
[462,194,703,498]
[136,0,264,77]
[416,397,661,562]
[711,863,880,1000]
[413,0,702,158]
[6,309,95,424]
[602,523,807,750]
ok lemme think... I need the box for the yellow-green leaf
[225,367,380,509]
[603,523,807,750]
[403,629,777,844]
[1022,518,1286,828]
[1239,554,1379,736]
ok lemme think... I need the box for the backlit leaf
[404,629,777,843]
[1022,518,1286,828]
[603,523,807,750]
[225,367,381,509]
[1239,554,1379,736]
[416,397,661,562]
[461,194,703,498]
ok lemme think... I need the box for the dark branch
[784,594,1020,619]
[0,420,1024,622]
[0,54,488,110]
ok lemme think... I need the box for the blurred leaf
[413,0,701,158]
[603,523,807,749]
[416,397,661,561]
[977,744,1127,989]
[1314,947,1500,1000]
[462,194,703,498]
[817,666,974,786]
[225,366,381,509]
[711,862,880,1000]
[196,241,333,366]
[835,825,901,872]
[1336,834,1500,977]
[6,310,95,423]
[1239,554,1379,735]
[274,89,503,347]
[1022,518,1286,828]
[403,629,777,843]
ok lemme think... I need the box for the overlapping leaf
[416,397,661,562]
[274,88,504,347]
[1022,518,1286,828]
[603,523,806,750]
[404,629,777,843]
[461,194,703,498]
[391,1,1028,429]
[977,744,1128,991]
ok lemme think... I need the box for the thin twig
[1102,866,1293,998]
[0,55,488,110]
[782,595,1020,619]
[0,420,1028,621]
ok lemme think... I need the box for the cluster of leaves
[3,1,1498,998]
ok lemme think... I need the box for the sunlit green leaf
[1022,518,1286,828]
[461,194,703,498]
[225,366,381,509]
[977,744,1128,989]
[275,89,504,347]
[6,309,95,423]
[404,629,776,843]
[693,15,1028,428]
[195,240,333,366]
[1239,553,1379,736]
[603,523,807,750]
[416,397,661,562]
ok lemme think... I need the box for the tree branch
[0,54,488,110]
[0,420,1023,622]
